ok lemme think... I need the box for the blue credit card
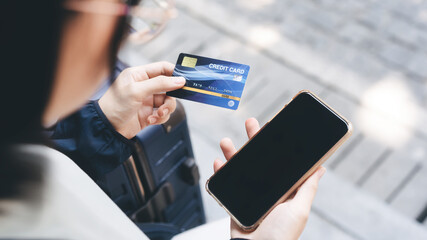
[167,53,250,110]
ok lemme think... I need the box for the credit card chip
[181,56,198,68]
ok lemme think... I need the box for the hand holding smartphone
[207,90,352,232]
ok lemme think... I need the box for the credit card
[167,53,250,110]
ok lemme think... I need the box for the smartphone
[206,90,352,231]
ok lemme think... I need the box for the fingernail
[163,109,169,116]
[317,167,326,178]
[175,77,185,84]
[148,117,156,124]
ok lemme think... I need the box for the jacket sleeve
[48,100,135,180]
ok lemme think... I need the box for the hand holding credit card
[167,53,250,110]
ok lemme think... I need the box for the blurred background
[119,0,427,239]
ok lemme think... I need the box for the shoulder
[0,145,148,239]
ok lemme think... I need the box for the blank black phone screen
[207,92,349,227]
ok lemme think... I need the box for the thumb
[136,76,185,95]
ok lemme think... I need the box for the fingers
[213,158,225,172]
[146,96,176,125]
[153,94,176,112]
[245,118,260,139]
[135,75,185,96]
[123,62,184,97]
[220,138,237,161]
[157,96,176,117]
[130,61,175,78]
[153,94,166,108]
[147,115,159,125]
[154,97,176,125]
[292,166,326,208]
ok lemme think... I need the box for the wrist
[96,98,131,139]
[98,95,123,132]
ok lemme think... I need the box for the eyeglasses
[63,0,177,44]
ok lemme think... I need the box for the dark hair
[0,0,130,200]
[0,0,64,200]
[0,1,63,145]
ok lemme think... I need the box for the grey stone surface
[300,211,358,240]
[391,163,427,219]
[338,22,373,45]
[309,0,368,15]
[356,5,392,30]
[374,40,414,69]
[313,171,427,240]
[362,138,427,200]
[384,16,422,48]
[292,1,345,33]
[408,52,427,79]
[334,135,389,184]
